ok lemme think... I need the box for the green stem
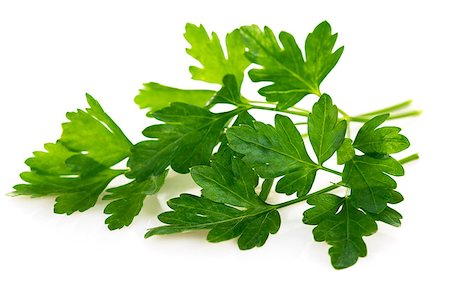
[249,105,310,117]
[398,153,419,165]
[386,110,422,120]
[347,110,422,123]
[356,99,413,117]
[320,166,342,176]
[274,182,342,209]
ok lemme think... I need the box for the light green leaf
[134,82,215,114]
[60,94,132,166]
[14,95,131,214]
[185,24,250,85]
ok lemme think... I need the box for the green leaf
[146,194,280,250]
[259,178,274,201]
[60,94,132,166]
[367,206,402,227]
[227,114,318,196]
[127,103,238,179]
[353,114,410,155]
[147,153,280,250]
[303,194,343,225]
[191,157,263,208]
[337,138,355,165]
[13,95,131,214]
[304,196,377,269]
[343,155,404,213]
[134,82,215,114]
[15,156,122,214]
[185,24,250,85]
[210,75,246,106]
[240,21,343,109]
[103,170,168,230]
[308,94,346,164]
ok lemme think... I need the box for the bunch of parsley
[13,21,420,269]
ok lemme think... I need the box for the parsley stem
[356,99,413,117]
[320,166,342,176]
[249,105,310,117]
[386,110,422,120]
[398,153,419,165]
[274,182,343,209]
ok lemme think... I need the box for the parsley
[12,21,421,269]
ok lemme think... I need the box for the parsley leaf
[303,194,378,269]
[134,82,215,115]
[353,114,410,155]
[210,75,246,106]
[13,94,131,214]
[240,21,343,109]
[127,103,239,179]
[337,138,355,165]
[103,170,168,230]
[227,114,318,196]
[343,155,404,213]
[146,150,280,249]
[308,94,347,164]
[185,24,250,85]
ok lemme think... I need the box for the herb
[12,21,420,269]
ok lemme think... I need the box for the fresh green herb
[13,21,420,269]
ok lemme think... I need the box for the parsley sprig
[12,21,420,269]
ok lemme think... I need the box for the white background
[1,0,449,299]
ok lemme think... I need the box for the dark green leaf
[147,153,280,249]
[259,178,274,201]
[308,94,346,164]
[103,170,168,230]
[127,103,238,179]
[337,138,355,165]
[305,197,377,269]
[227,114,318,196]
[353,114,410,155]
[343,155,404,213]
[210,75,246,106]
[134,82,215,114]
[303,194,343,225]
[185,24,250,85]
[367,206,402,227]
[240,21,343,109]
[146,194,280,250]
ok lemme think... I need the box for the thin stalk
[357,99,413,117]
[398,153,419,165]
[249,105,310,117]
[320,166,342,176]
[386,110,422,120]
[274,182,342,209]
[347,110,422,123]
